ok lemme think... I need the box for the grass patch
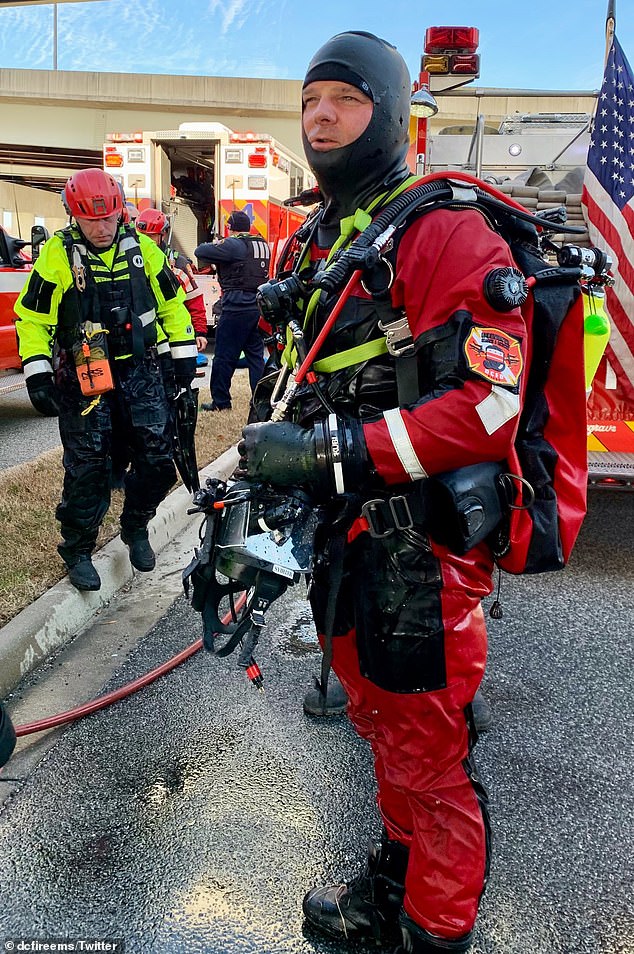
[0,374,251,628]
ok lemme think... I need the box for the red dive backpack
[275,171,592,574]
[425,172,589,574]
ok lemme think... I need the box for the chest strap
[312,337,387,373]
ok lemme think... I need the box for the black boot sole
[68,572,101,591]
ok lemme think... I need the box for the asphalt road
[0,489,632,954]
[0,384,61,470]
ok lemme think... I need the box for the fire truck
[427,108,634,488]
[103,122,315,262]
[0,225,48,396]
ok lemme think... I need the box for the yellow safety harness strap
[313,337,388,373]
[282,174,420,373]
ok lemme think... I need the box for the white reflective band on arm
[23,358,53,378]
[327,412,345,495]
[119,236,138,252]
[476,385,520,435]
[383,408,427,480]
[171,343,198,359]
[157,340,171,355]
[138,309,156,326]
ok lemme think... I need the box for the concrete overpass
[0,66,598,235]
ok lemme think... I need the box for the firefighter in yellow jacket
[15,168,197,591]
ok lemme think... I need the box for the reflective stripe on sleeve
[157,340,171,355]
[138,309,156,327]
[22,357,54,378]
[170,342,198,360]
[476,385,520,435]
[383,408,428,481]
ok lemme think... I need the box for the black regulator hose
[314,180,455,294]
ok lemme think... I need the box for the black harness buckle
[361,494,415,538]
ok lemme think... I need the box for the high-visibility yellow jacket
[15,225,196,380]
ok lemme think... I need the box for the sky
[0,0,632,92]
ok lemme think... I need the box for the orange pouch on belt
[73,322,114,397]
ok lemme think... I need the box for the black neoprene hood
[302,31,412,219]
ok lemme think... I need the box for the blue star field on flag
[587,35,634,211]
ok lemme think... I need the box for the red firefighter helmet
[64,168,123,220]
[136,208,169,235]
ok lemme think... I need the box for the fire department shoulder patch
[464,326,523,387]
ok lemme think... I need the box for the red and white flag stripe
[582,169,634,404]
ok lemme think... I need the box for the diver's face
[302,81,373,152]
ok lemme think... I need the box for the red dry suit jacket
[362,208,527,483]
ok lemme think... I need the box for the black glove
[172,355,196,390]
[26,372,61,417]
[237,416,369,497]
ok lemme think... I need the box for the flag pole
[605,0,615,66]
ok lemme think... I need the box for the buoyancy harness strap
[281,176,420,371]
[313,337,387,373]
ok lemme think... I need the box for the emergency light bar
[424,26,479,53]
[229,132,273,143]
[421,26,480,89]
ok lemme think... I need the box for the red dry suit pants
[312,533,492,940]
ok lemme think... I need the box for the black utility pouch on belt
[424,461,505,554]
[109,306,150,359]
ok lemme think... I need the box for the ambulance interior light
[106,132,144,143]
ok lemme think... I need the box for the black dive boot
[59,547,101,591]
[303,672,348,716]
[472,689,493,733]
[394,911,473,952]
[121,527,155,572]
[58,530,100,591]
[302,835,409,943]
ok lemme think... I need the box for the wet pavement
[0,489,632,954]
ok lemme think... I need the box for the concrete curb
[0,445,239,699]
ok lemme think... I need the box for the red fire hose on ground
[14,638,204,737]
[12,588,249,739]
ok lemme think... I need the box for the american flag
[582,34,634,406]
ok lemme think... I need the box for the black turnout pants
[55,353,176,562]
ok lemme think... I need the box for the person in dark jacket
[195,211,270,411]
